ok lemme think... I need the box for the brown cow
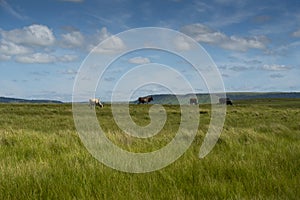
[138,96,153,104]
[190,98,198,105]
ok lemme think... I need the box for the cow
[219,97,233,105]
[138,96,153,104]
[89,98,103,108]
[190,98,198,105]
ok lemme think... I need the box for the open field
[0,99,299,199]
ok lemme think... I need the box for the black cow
[219,97,233,105]
[138,96,153,104]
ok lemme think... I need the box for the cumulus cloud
[221,35,267,51]
[87,27,111,50]
[91,35,125,54]
[61,31,84,48]
[80,27,129,55]
[128,56,150,64]
[61,69,78,75]
[0,54,10,61]
[173,35,196,51]
[262,64,291,71]
[0,24,55,46]
[181,24,226,43]
[0,24,87,63]
[58,54,78,62]
[0,39,32,55]
[181,23,268,51]
[15,53,57,64]
[15,53,77,64]
[60,27,122,53]
[0,24,122,62]
[95,27,111,41]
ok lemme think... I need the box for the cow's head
[97,102,104,108]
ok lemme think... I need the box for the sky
[0,0,300,102]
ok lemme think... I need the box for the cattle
[219,97,233,105]
[190,98,198,105]
[89,98,103,108]
[138,96,153,104]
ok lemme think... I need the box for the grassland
[0,99,299,199]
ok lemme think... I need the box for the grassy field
[0,99,299,199]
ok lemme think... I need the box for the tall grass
[0,100,299,199]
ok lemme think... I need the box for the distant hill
[226,92,300,100]
[1,92,299,104]
[132,94,215,105]
[0,97,63,104]
[132,92,300,105]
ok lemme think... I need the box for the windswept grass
[0,100,299,199]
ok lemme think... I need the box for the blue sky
[0,0,300,101]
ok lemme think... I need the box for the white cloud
[221,36,267,51]
[229,65,251,71]
[173,36,196,51]
[292,29,300,37]
[58,54,78,62]
[61,69,78,75]
[87,27,111,50]
[92,35,126,54]
[1,24,55,46]
[0,39,32,55]
[0,54,10,61]
[0,25,123,62]
[61,31,84,48]
[128,56,150,64]
[15,53,77,64]
[262,64,291,71]
[181,23,268,51]
[181,24,226,43]
[60,27,118,52]
[15,53,57,64]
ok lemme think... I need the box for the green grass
[0,100,299,199]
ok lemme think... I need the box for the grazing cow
[190,98,198,105]
[89,98,103,108]
[138,96,153,104]
[219,97,233,105]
